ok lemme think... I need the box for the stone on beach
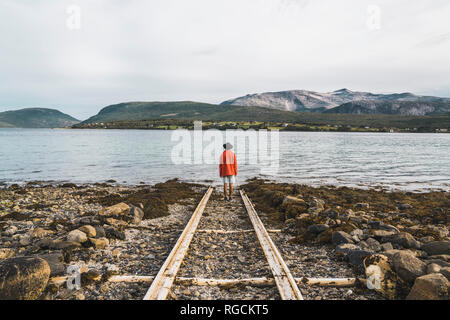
[406,273,449,300]
[383,232,421,249]
[67,229,88,243]
[0,257,50,300]
[99,202,130,217]
[78,225,96,237]
[421,241,450,256]
[392,251,426,283]
[332,231,354,246]
[89,237,109,249]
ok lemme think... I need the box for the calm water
[0,129,449,191]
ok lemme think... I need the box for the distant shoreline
[70,119,449,133]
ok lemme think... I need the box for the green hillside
[75,101,450,131]
[81,101,303,123]
[0,108,79,128]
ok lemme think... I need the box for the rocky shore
[242,179,449,300]
[0,179,448,300]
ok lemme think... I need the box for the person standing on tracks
[219,142,237,201]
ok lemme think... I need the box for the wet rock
[30,228,54,239]
[371,230,397,239]
[0,257,50,300]
[67,230,87,243]
[34,252,65,276]
[406,273,449,300]
[307,224,329,234]
[368,221,399,233]
[384,232,420,249]
[0,248,16,261]
[335,243,360,255]
[366,238,382,252]
[99,202,130,217]
[95,226,106,238]
[426,263,441,274]
[381,242,394,252]
[128,205,144,224]
[89,237,109,249]
[392,251,426,283]
[421,241,450,256]
[332,231,354,246]
[347,249,373,269]
[78,225,96,238]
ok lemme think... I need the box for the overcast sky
[1,0,449,120]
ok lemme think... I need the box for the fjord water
[0,129,449,191]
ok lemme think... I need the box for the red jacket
[219,150,237,177]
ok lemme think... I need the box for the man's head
[223,142,233,150]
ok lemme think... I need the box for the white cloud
[0,0,449,119]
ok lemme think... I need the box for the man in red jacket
[219,142,237,201]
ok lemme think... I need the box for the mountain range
[221,89,450,115]
[1,89,449,128]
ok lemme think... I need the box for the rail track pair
[143,185,303,300]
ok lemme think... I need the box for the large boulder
[307,224,329,234]
[406,273,449,300]
[392,251,426,283]
[383,232,420,249]
[78,225,96,238]
[67,230,87,243]
[332,231,354,246]
[421,241,450,256]
[99,202,131,217]
[347,249,373,269]
[0,257,50,300]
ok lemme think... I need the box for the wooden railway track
[143,185,304,300]
[143,185,214,300]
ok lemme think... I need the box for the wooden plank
[240,190,304,300]
[196,229,281,234]
[143,186,214,300]
[95,275,359,287]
